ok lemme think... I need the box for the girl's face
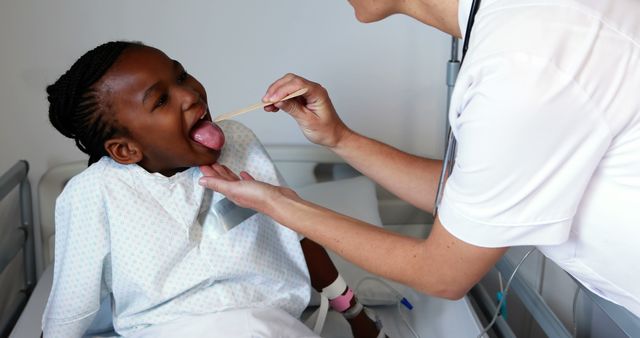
[97,46,224,176]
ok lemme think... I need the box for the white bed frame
[9,145,485,338]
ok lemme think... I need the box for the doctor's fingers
[262,74,327,111]
[214,164,241,181]
[272,97,319,121]
[263,73,312,102]
[198,176,237,197]
[198,176,275,211]
[239,171,255,181]
[199,164,240,181]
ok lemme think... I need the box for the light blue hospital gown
[42,121,311,337]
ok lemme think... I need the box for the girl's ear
[104,137,143,164]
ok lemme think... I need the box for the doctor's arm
[289,198,507,299]
[262,73,443,213]
[198,167,507,299]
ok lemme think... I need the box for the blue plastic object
[496,291,507,319]
[400,297,414,310]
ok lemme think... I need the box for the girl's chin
[196,151,222,166]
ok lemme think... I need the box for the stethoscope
[433,0,482,216]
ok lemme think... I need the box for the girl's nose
[178,86,201,112]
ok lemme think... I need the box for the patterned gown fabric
[42,121,311,337]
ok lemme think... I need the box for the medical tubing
[396,302,421,338]
[477,248,536,338]
[355,276,420,338]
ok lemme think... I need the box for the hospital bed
[4,145,486,337]
[0,161,35,337]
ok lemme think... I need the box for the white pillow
[297,175,382,226]
[297,176,400,306]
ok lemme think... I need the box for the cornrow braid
[47,41,143,165]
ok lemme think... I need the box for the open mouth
[189,106,225,150]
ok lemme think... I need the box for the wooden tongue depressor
[213,88,309,122]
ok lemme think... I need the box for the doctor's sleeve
[42,173,110,338]
[438,53,612,248]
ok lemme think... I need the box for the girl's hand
[263,73,353,148]
[198,164,298,214]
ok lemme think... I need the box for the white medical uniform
[440,0,640,317]
[42,121,314,337]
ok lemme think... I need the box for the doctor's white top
[42,121,311,337]
[440,0,640,317]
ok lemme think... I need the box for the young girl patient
[43,41,383,338]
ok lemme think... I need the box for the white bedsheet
[129,307,320,338]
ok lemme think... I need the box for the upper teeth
[200,112,207,120]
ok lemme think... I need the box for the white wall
[0,0,450,190]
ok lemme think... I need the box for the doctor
[200,0,640,317]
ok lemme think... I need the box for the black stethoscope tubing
[462,0,483,64]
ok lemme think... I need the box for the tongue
[190,121,225,150]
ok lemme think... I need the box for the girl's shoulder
[60,157,122,198]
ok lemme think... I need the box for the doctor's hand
[198,164,299,215]
[263,73,352,148]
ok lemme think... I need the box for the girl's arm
[300,238,383,338]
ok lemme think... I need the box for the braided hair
[47,41,143,165]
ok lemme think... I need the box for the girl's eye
[177,70,188,83]
[154,94,168,109]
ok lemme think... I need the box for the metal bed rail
[494,256,572,338]
[474,255,640,337]
[0,160,36,337]
[578,278,640,337]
